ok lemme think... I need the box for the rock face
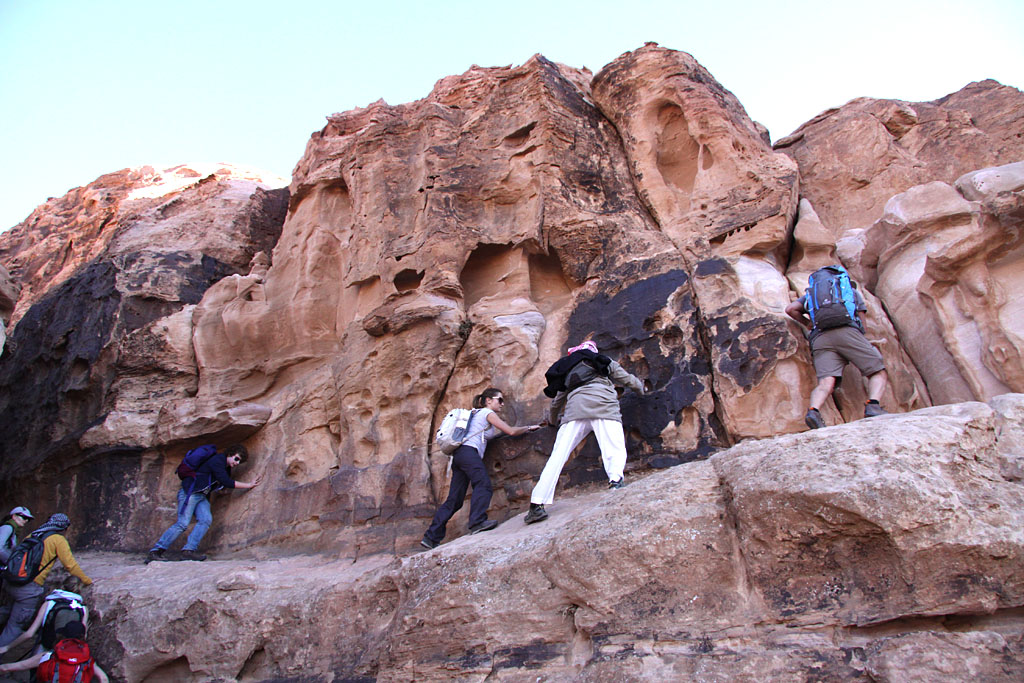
[1,44,1024,680]
[0,262,17,356]
[849,165,1024,405]
[82,398,1024,681]
[0,164,288,537]
[776,79,1024,241]
[1,45,1022,561]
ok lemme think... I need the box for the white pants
[530,418,627,505]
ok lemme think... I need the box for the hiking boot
[145,549,167,564]
[608,477,625,489]
[864,401,888,418]
[420,538,439,550]
[524,504,548,525]
[804,408,826,430]
[180,550,207,561]
[469,519,499,534]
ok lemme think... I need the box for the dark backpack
[40,593,88,651]
[564,361,602,393]
[543,350,612,397]
[36,638,95,683]
[176,445,218,480]
[1,531,56,586]
[805,266,859,331]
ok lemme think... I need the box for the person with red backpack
[0,514,91,649]
[146,444,262,563]
[0,620,109,682]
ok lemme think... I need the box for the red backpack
[36,638,95,683]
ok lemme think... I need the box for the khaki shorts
[810,325,886,379]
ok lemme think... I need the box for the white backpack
[435,409,486,455]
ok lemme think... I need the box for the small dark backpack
[1,531,56,586]
[40,593,88,651]
[806,266,858,330]
[36,638,95,683]
[176,445,218,480]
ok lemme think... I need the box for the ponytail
[473,387,502,409]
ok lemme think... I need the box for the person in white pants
[525,341,645,524]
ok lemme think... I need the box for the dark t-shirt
[191,453,236,493]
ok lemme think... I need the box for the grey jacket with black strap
[549,359,644,425]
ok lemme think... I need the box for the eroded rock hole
[394,269,424,292]
[528,251,573,315]
[460,243,516,309]
[503,122,537,148]
[655,103,701,196]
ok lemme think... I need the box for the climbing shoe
[145,549,167,564]
[180,550,207,561]
[420,538,439,550]
[608,478,625,489]
[524,504,548,525]
[804,408,826,430]
[864,401,888,418]
[469,519,499,534]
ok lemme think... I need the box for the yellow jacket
[34,534,92,586]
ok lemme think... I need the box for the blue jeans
[152,489,213,552]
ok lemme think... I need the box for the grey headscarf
[31,513,71,538]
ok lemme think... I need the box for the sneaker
[608,478,625,489]
[469,519,499,534]
[804,408,826,430]
[145,549,167,564]
[180,550,207,562]
[864,401,888,418]
[524,504,548,525]
[420,538,439,550]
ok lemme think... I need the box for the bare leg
[867,369,887,402]
[809,376,837,411]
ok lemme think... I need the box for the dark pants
[0,580,43,647]
[424,445,492,543]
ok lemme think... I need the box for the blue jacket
[179,451,236,512]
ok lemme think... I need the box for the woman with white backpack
[421,388,540,550]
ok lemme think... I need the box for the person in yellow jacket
[0,513,92,648]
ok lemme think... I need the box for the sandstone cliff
[0,43,1022,681]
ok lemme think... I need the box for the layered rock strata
[79,397,1024,681]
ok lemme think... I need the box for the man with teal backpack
[786,265,889,429]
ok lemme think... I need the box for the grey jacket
[549,359,644,425]
[0,522,17,564]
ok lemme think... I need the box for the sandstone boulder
[78,397,1024,681]
[854,161,1024,405]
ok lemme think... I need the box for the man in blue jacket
[146,444,261,562]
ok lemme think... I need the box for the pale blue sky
[1,0,1022,231]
